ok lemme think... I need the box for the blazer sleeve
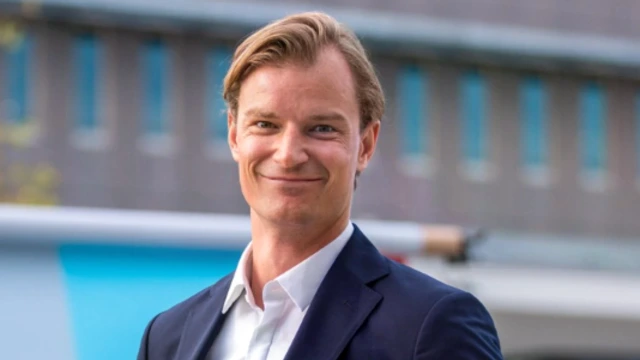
[137,314,160,360]
[414,291,503,360]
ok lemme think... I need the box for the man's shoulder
[347,225,470,309]
[369,259,502,358]
[376,257,470,308]
[152,272,233,328]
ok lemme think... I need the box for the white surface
[0,205,425,254]
[411,259,640,355]
[0,247,76,360]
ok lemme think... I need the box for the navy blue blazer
[137,224,503,359]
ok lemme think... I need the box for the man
[137,12,502,360]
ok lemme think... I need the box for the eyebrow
[307,112,348,123]
[243,108,279,120]
[243,108,348,123]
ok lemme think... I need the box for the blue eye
[256,121,275,128]
[313,125,335,133]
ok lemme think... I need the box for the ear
[357,120,380,173]
[227,110,240,162]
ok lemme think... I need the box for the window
[460,70,491,181]
[206,45,232,158]
[142,39,169,135]
[73,34,100,131]
[397,64,430,175]
[71,33,107,150]
[140,39,172,155]
[520,75,549,186]
[4,32,32,124]
[579,82,607,190]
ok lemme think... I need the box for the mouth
[262,175,323,183]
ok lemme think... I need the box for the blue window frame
[460,70,488,163]
[142,39,169,135]
[5,33,32,124]
[579,82,607,173]
[520,76,548,167]
[398,64,427,157]
[207,46,232,142]
[73,33,101,131]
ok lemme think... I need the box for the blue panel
[59,244,241,360]
[520,76,548,167]
[398,64,427,156]
[461,70,488,162]
[142,40,169,134]
[74,34,100,131]
[5,33,32,123]
[579,82,607,172]
[208,46,232,142]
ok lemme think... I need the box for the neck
[248,211,349,309]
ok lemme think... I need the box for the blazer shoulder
[381,258,467,304]
[152,272,233,329]
[381,261,502,358]
[414,289,503,359]
[349,226,465,307]
[137,273,234,359]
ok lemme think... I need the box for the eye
[255,121,276,129]
[312,125,336,133]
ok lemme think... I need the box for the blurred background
[1,0,640,359]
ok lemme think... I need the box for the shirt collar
[222,243,253,314]
[221,222,354,313]
[277,222,353,311]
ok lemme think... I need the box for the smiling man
[137,12,502,360]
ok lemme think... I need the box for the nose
[272,126,309,169]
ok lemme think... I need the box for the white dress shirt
[207,222,354,360]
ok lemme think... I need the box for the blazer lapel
[175,274,233,360]
[284,226,390,360]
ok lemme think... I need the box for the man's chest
[207,299,306,360]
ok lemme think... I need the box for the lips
[262,175,322,182]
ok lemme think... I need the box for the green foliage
[0,122,60,205]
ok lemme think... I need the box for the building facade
[1,0,640,241]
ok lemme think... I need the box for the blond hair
[223,12,385,130]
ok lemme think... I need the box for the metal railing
[0,204,480,261]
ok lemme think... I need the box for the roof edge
[1,0,640,77]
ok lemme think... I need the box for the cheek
[318,144,356,179]
[235,140,266,193]
[237,137,267,167]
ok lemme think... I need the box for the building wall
[2,20,640,240]
[256,0,640,40]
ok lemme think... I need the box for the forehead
[237,47,358,116]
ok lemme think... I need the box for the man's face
[228,46,379,227]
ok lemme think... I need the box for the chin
[259,203,317,225]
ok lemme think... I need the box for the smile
[262,175,322,183]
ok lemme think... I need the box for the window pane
[461,70,488,163]
[398,64,428,156]
[579,82,607,172]
[5,33,32,124]
[520,76,548,167]
[74,34,100,131]
[142,40,169,135]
